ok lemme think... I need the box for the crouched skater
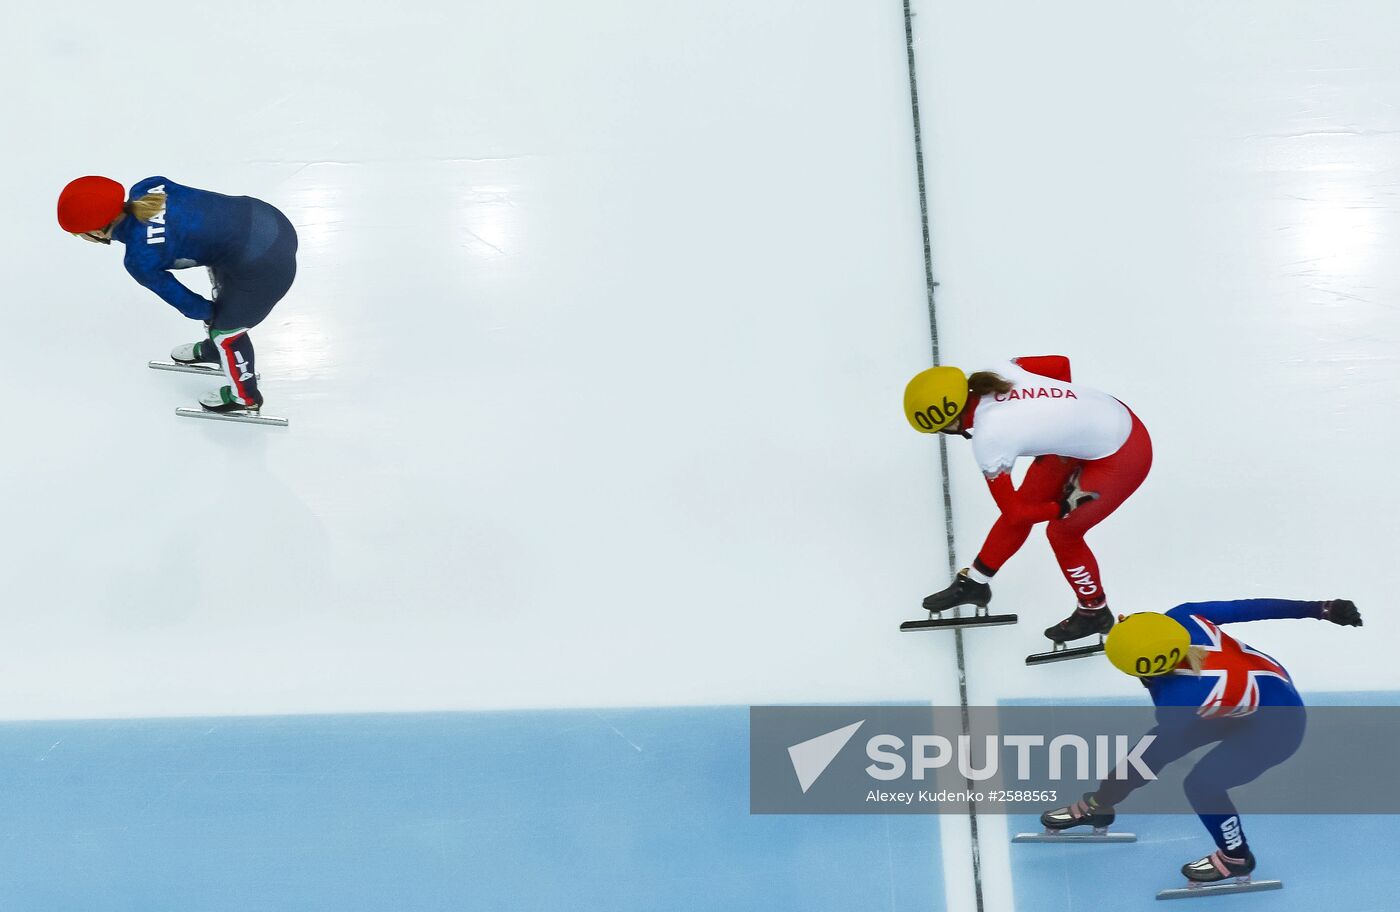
[1039,597,1362,886]
[57,175,298,416]
[904,356,1151,647]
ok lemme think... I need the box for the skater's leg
[211,328,260,406]
[1043,412,1153,606]
[1182,709,1306,856]
[973,456,1074,577]
[1091,721,1219,807]
[201,229,297,409]
[1041,721,1216,831]
[923,458,1068,611]
[208,258,292,334]
[1044,526,1107,607]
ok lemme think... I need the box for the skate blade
[1156,879,1282,900]
[1025,641,1106,666]
[1013,830,1136,843]
[149,360,261,379]
[900,613,1018,632]
[149,360,221,376]
[176,407,289,427]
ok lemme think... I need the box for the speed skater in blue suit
[1038,596,1362,886]
[58,174,298,415]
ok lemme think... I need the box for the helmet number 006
[1135,647,1183,676]
[914,396,961,430]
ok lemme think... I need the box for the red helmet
[57,176,126,233]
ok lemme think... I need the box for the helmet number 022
[1135,647,1183,676]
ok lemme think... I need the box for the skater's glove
[1057,470,1100,520]
[1321,599,1362,627]
[1057,489,1100,519]
[1058,495,1096,519]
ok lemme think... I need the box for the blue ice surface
[1003,691,1399,911]
[0,707,940,912]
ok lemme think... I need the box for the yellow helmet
[1104,613,1191,677]
[904,366,969,433]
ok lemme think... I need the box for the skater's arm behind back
[984,472,1060,523]
[123,251,213,322]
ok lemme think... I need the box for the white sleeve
[971,429,1017,478]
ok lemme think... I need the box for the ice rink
[4,1,1399,909]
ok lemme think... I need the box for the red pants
[975,412,1152,606]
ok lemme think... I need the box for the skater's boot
[172,339,218,365]
[1181,848,1256,883]
[200,385,264,415]
[922,569,992,614]
[1044,603,1115,643]
[1040,793,1115,832]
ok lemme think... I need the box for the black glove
[1321,599,1362,627]
[1058,470,1100,519]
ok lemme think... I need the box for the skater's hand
[1058,489,1099,519]
[1057,469,1100,519]
[1321,599,1362,627]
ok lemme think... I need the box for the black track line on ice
[902,3,985,911]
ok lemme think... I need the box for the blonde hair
[126,192,166,223]
[968,370,1014,397]
[1185,645,1207,674]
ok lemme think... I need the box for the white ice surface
[7,3,1399,911]
[0,1,967,719]
[911,3,1400,910]
[914,0,1400,704]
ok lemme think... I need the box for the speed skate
[149,360,260,380]
[899,605,1018,632]
[1026,605,1115,665]
[904,568,1017,631]
[1025,635,1106,666]
[1019,796,1136,843]
[1012,825,1135,843]
[151,360,286,426]
[148,359,221,376]
[174,406,288,427]
[1156,878,1283,900]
